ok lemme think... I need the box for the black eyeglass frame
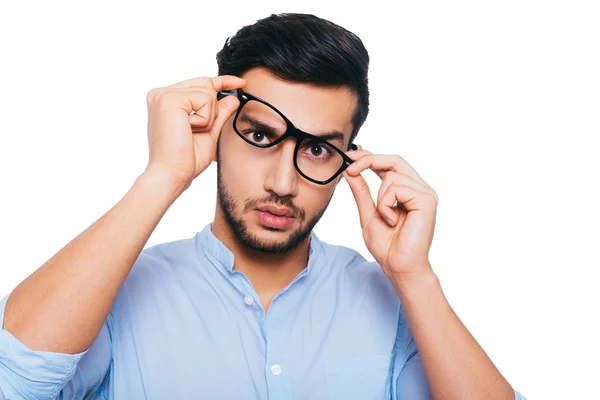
[217,89,358,185]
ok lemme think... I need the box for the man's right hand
[144,75,246,192]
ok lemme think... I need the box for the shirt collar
[195,223,322,276]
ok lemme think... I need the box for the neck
[211,210,311,309]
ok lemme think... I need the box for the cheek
[297,184,335,214]
[220,143,266,198]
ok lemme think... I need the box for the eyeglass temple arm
[217,89,239,101]
[343,143,359,166]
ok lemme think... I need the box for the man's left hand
[343,149,439,287]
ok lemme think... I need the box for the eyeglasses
[217,89,357,185]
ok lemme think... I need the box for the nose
[264,138,299,198]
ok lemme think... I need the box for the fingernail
[386,218,394,226]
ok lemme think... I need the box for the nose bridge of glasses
[275,134,299,161]
[276,124,307,147]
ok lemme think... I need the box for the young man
[0,13,526,400]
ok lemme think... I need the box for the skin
[211,67,356,310]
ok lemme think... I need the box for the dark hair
[216,13,369,145]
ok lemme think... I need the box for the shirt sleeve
[392,304,527,400]
[514,389,528,399]
[0,292,112,400]
[392,303,433,400]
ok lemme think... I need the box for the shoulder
[111,234,200,311]
[317,239,400,313]
[108,233,204,324]
[127,234,198,282]
[319,240,389,285]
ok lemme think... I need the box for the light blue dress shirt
[0,224,527,399]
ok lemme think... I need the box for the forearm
[2,168,183,354]
[392,269,515,400]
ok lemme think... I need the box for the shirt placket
[231,269,306,400]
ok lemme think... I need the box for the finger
[209,95,241,141]
[170,89,214,127]
[342,170,378,229]
[166,76,214,90]
[156,89,211,124]
[345,150,386,179]
[346,154,424,184]
[164,75,246,92]
[210,75,247,92]
[378,184,436,225]
[188,90,217,128]
[377,171,431,204]
[344,149,386,179]
[345,149,372,159]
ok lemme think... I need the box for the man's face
[216,67,357,254]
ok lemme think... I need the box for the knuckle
[197,77,212,89]
[381,175,392,187]
[387,183,400,194]
[206,77,217,90]
[376,202,389,215]
[156,90,174,105]
[386,171,401,183]
[146,88,159,104]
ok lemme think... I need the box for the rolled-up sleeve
[0,292,112,399]
[392,305,433,400]
[514,389,527,399]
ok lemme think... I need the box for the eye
[247,131,271,144]
[302,140,332,160]
[309,144,324,156]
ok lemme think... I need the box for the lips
[257,205,295,218]
[255,205,296,230]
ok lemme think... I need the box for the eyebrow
[238,114,282,134]
[238,114,346,145]
[314,131,345,144]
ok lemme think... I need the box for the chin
[235,217,310,254]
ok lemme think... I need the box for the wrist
[391,268,441,301]
[142,164,191,195]
[139,165,189,200]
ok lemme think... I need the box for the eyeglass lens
[235,99,345,182]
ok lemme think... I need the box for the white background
[1,1,599,399]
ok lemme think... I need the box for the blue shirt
[0,224,527,399]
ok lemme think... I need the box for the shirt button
[244,295,254,306]
[270,364,282,375]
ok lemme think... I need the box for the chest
[109,281,399,399]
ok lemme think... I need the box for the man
[0,13,526,400]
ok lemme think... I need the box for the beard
[216,161,333,254]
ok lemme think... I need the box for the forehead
[240,67,357,140]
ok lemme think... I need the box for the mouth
[257,205,295,217]
[255,205,296,230]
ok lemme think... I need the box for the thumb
[343,171,377,229]
[210,96,240,139]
